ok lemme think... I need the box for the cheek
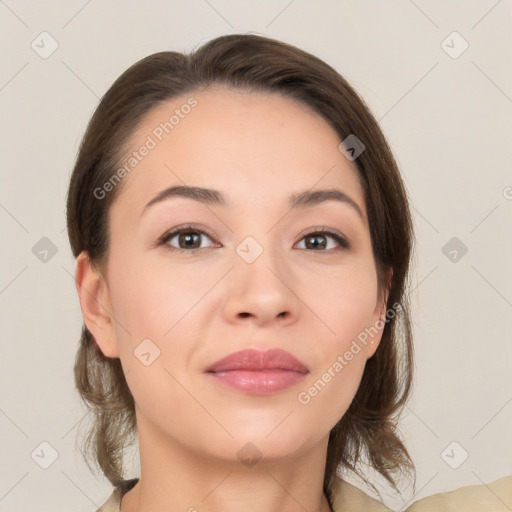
[294,262,378,425]
[297,350,366,432]
[106,259,208,422]
[297,295,372,429]
[306,260,379,341]
[107,252,210,338]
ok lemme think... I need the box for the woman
[67,33,511,512]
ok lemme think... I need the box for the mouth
[205,348,309,395]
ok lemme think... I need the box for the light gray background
[1,1,511,511]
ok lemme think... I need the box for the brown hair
[67,33,415,506]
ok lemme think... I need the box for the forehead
[113,85,365,214]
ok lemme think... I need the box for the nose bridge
[230,196,281,271]
[235,232,287,294]
[221,230,299,325]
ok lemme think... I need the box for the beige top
[96,475,512,511]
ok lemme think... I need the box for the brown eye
[160,227,217,251]
[296,229,350,251]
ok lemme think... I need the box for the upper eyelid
[160,225,216,243]
[160,225,349,249]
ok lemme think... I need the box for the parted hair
[66,33,415,507]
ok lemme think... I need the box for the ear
[75,251,120,358]
[366,267,393,359]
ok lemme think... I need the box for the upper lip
[205,349,309,374]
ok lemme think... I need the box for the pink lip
[205,349,309,395]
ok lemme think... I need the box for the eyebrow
[142,185,365,221]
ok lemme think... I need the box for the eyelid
[298,226,351,250]
[157,224,351,252]
[156,223,219,250]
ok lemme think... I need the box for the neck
[120,415,333,512]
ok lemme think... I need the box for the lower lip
[207,370,308,395]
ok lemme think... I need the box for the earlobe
[75,251,120,358]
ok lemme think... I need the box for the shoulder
[95,487,121,512]
[97,476,391,512]
[95,478,138,512]
[331,477,393,511]
[406,475,512,512]
[94,475,512,512]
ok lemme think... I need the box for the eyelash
[157,224,351,253]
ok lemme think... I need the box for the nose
[221,243,301,328]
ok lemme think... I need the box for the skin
[76,85,388,512]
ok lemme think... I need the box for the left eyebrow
[289,188,365,221]
[141,185,365,221]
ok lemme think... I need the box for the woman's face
[93,86,386,463]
